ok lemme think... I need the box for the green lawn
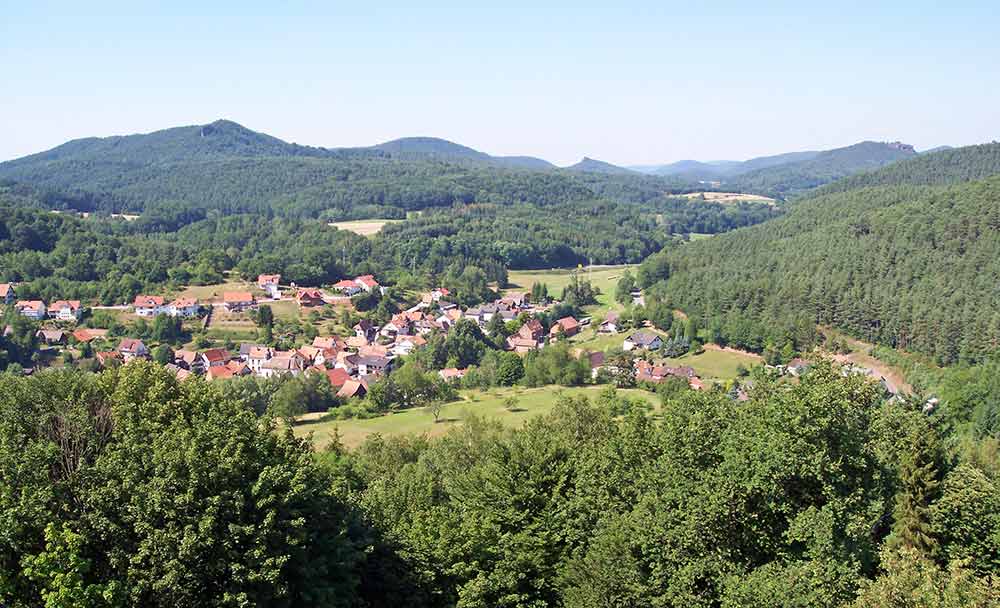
[505,265,636,317]
[660,347,762,381]
[293,385,659,450]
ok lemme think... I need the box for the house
[322,368,352,389]
[223,292,256,312]
[15,300,47,320]
[623,331,663,351]
[499,292,529,309]
[391,334,427,357]
[257,274,282,299]
[518,319,544,342]
[117,338,149,361]
[207,360,250,381]
[337,379,367,399]
[356,355,393,377]
[133,295,166,317]
[96,351,123,367]
[438,368,467,382]
[549,316,580,339]
[354,274,379,293]
[259,351,306,378]
[598,312,621,334]
[295,288,325,308]
[36,329,66,345]
[786,358,811,377]
[168,297,200,318]
[630,290,645,306]
[240,345,272,374]
[381,314,413,338]
[0,283,15,305]
[507,336,541,354]
[72,328,105,343]
[353,320,377,343]
[312,336,345,351]
[332,279,361,296]
[48,300,83,322]
[199,348,230,369]
[426,287,450,302]
[335,352,360,376]
[165,364,193,382]
[174,349,204,373]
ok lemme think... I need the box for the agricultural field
[294,385,660,450]
[682,191,777,204]
[328,219,403,237]
[173,280,265,301]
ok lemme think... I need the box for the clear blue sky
[2,1,998,166]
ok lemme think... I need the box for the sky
[2,1,999,166]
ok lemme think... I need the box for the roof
[603,312,620,323]
[118,338,146,352]
[324,368,351,387]
[72,328,97,342]
[134,295,164,307]
[588,352,606,368]
[201,348,230,364]
[555,316,579,331]
[312,336,343,350]
[37,329,65,341]
[355,275,379,288]
[223,291,255,304]
[175,349,199,365]
[357,355,391,367]
[296,288,324,301]
[0,283,13,298]
[170,297,198,308]
[337,379,367,399]
[50,300,81,311]
[257,274,281,285]
[627,331,661,346]
[333,279,358,289]
[439,367,466,379]
[507,336,539,349]
[16,300,45,312]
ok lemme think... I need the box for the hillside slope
[566,157,636,174]
[726,141,918,198]
[639,142,1000,364]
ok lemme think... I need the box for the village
[0,271,727,396]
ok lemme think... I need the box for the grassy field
[682,192,777,204]
[174,280,265,301]
[293,385,660,450]
[328,219,403,237]
[660,347,762,381]
[505,265,636,317]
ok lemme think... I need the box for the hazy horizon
[3,2,999,166]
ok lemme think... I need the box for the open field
[293,385,660,450]
[682,192,777,204]
[174,280,264,301]
[505,265,636,317]
[328,219,403,237]
[664,346,762,381]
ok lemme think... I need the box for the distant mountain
[2,119,353,168]
[921,145,953,154]
[725,141,918,198]
[566,157,636,175]
[0,120,681,219]
[370,136,554,169]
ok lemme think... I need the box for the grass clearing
[328,219,403,237]
[174,280,264,301]
[505,265,636,317]
[682,192,777,205]
[293,385,660,450]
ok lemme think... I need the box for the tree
[429,400,445,423]
[152,344,174,365]
[503,396,519,412]
[615,271,636,305]
[888,424,942,559]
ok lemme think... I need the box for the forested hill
[371,136,555,169]
[725,140,918,198]
[566,156,636,174]
[817,141,1000,193]
[0,120,686,219]
[1,119,355,165]
[638,143,1000,364]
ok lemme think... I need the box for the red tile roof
[223,291,255,304]
[134,295,164,307]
